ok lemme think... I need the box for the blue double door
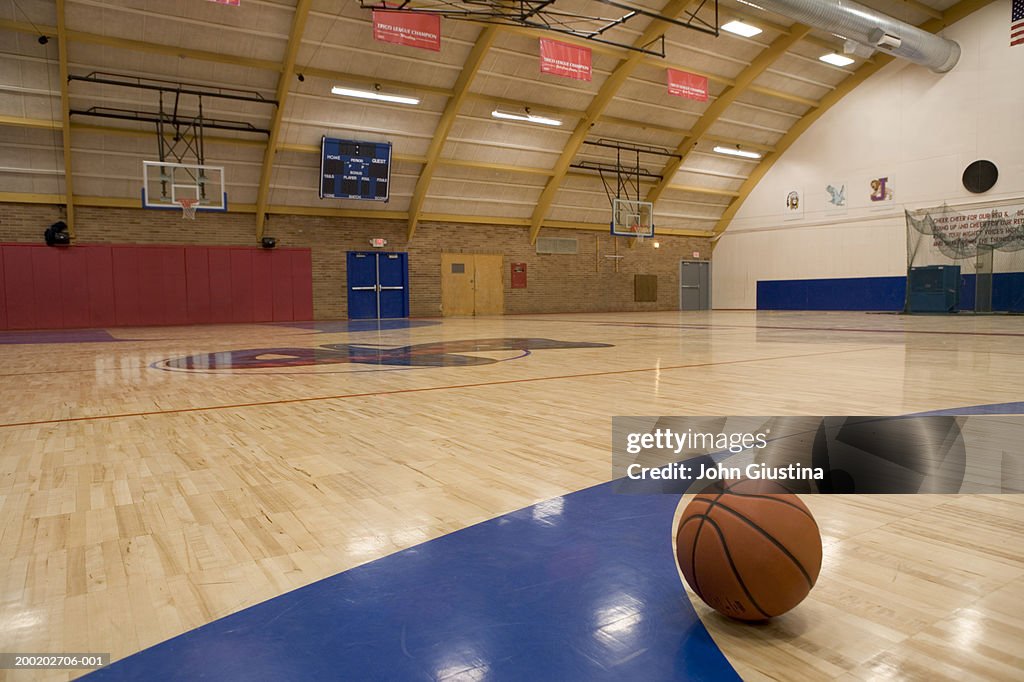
[346,251,409,319]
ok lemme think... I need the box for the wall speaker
[44,221,70,246]
[962,160,998,194]
[261,237,277,249]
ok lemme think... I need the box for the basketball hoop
[611,198,654,238]
[175,198,199,220]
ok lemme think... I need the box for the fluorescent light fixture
[713,145,762,159]
[491,109,562,126]
[819,52,855,67]
[721,20,762,37]
[331,86,419,105]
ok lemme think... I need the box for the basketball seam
[688,485,728,602]
[685,484,819,528]
[701,515,773,620]
[706,499,817,588]
[678,516,708,603]
[712,491,820,527]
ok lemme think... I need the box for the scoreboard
[320,137,392,201]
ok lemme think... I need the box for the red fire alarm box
[511,262,527,289]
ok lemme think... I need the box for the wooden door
[472,254,504,316]
[441,253,475,316]
[440,253,504,316]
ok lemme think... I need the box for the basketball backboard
[611,198,654,237]
[142,161,227,212]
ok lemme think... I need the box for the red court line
[0,346,873,429]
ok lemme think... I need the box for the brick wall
[0,203,711,319]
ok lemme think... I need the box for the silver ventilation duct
[746,0,960,72]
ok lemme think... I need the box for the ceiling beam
[645,24,812,206]
[63,28,282,72]
[747,85,818,108]
[406,27,499,242]
[0,114,274,149]
[666,184,741,197]
[438,158,550,176]
[0,115,60,130]
[0,191,712,237]
[255,0,313,242]
[710,0,995,241]
[527,0,698,244]
[56,0,76,237]
[0,18,278,72]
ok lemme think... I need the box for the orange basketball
[674,479,822,621]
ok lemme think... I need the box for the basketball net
[176,198,199,220]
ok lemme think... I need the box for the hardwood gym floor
[0,310,1021,680]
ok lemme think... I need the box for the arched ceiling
[0,0,991,241]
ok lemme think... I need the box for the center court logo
[154,337,613,373]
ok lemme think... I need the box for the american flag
[1014,0,1024,46]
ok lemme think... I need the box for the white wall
[713,0,1024,309]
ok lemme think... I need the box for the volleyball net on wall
[905,200,1024,313]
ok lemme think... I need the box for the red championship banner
[539,38,592,81]
[373,9,441,51]
[666,68,708,102]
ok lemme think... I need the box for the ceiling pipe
[743,0,960,72]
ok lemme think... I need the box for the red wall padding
[31,248,65,330]
[185,248,212,325]
[292,250,314,321]
[86,246,117,327]
[4,248,38,329]
[229,250,254,324]
[252,251,275,323]
[0,251,6,330]
[0,243,314,330]
[207,249,233,323]
[60,248,91,329]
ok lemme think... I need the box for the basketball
[674,479,823,621]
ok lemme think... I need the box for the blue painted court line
[272,319,440,333]
[84,482,738,682]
